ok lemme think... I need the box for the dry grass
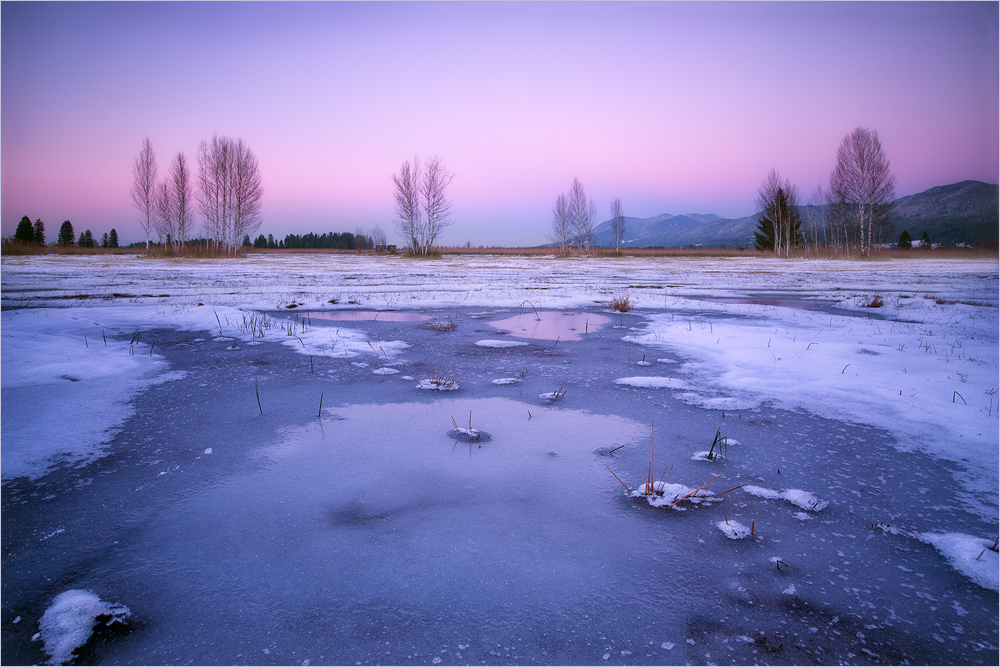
[860,294,884,308]
[609,296,633,312]
[420,319,457,333]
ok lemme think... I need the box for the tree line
[12,216,119,248]
[246,229,381,250]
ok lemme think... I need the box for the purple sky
[2,1,997,246]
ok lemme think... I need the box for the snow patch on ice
[372,368,399,375]
[628,480,722,510]
[744,485,828,511]
[716,519,753,539]
[476,339,528,348]
[416,378,461,391]
[919,532,999,592]
[37,590,130,665]
[614,376,686,389]
[491,377,521,385]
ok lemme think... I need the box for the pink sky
[2,2,997,246]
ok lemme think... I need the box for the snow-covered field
[2,253,997,665]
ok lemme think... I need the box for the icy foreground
[2,254,998,665]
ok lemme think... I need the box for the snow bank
[1,308,183,480]
[744,485,829,511]
[36,590,130,665]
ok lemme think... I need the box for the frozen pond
[1,255,997,665]
[489,311,612,341]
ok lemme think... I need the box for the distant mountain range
[589,180,998,248]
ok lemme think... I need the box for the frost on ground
[35,590,130,665]
[1,254,997,666]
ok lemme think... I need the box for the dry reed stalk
[606,466,633,494]
[667,475,722,509]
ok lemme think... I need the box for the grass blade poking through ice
[255,376,262,415]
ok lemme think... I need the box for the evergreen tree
[267,233,275,249]
[101,232,110,248]
[109,229,119,248]
[33,218,45,245]
[754,185,802,254]
[897,230,912,249]
[920,231,931,249]
[78,230,95,248]
[242,234,251,247]
[14,216,35,243]
[57,220,75,246]
[753,215,775,251]
[253,234,267,248]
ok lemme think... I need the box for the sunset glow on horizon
[2,1,997,246]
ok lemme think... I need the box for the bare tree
[419,156,455,254]
[392,157,422,253]
[154,180,175,250]
[568,178,596,254]
[130,137,157,254]
[369,225,388,247]
[197,134,263,254]
[610,198,626,253]
[802,185,828,257]
[829,127,896,258]
[549,193,572,254]
[754,168,802,257]
[391,156,455,255]
[171,152,195,251]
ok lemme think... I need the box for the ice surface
[37,590,130,665]
[2,254,997,666]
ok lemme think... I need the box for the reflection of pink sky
[2,2,996,242]
[490,312,611,342]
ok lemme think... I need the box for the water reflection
[489,311,611,341]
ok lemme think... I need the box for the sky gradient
[2,1,997,246]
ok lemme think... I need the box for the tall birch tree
[130,137,157,254]
[829,127,896,258]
